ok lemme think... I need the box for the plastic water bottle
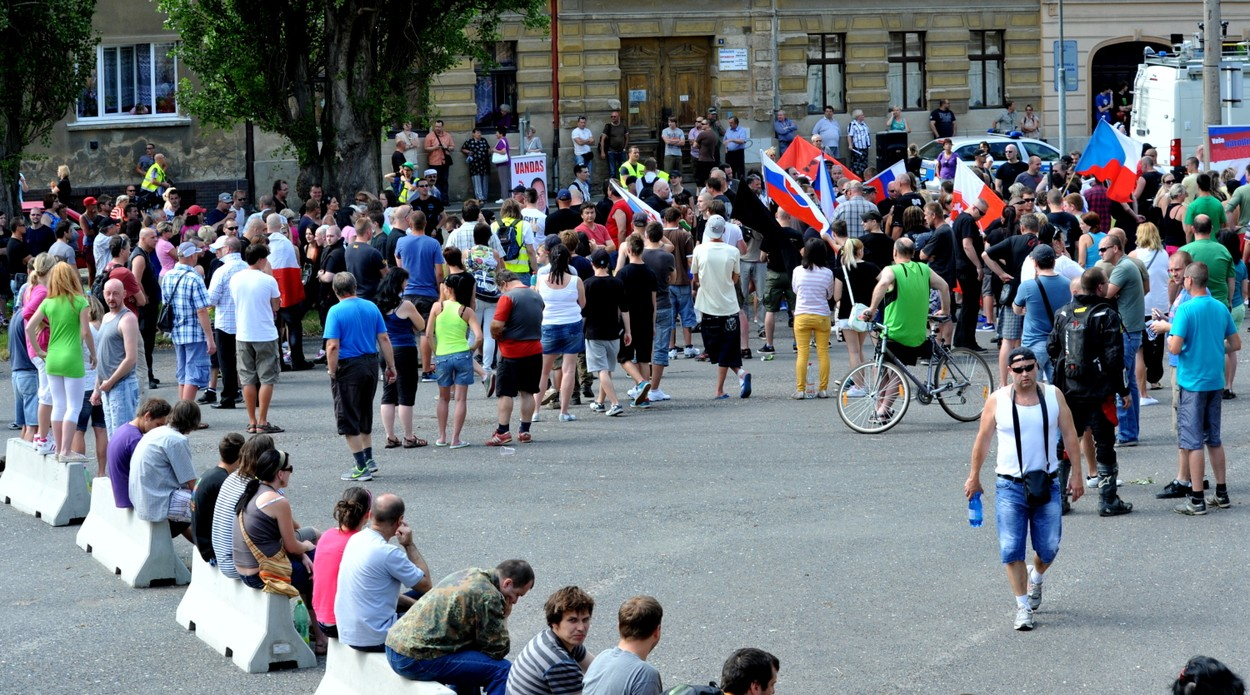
[805,362,816,398]
[292,598,311,644]
[968,492,983,528]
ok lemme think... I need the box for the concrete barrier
[75,476,192,587]
[315,637,456,695]
[176,552,317,673]
[0,438,91,526]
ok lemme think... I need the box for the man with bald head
[643,179,671,214]
[94,278,141,438]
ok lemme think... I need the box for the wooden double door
[619,38,712,157]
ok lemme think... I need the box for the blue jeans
[669,285,697,328]
[1023,340,1052,383]
[574,152,593,180]
[994,477,1062,564]
[387,647,510,695]
[101,374,139,437]
[1116,331,1142,442]
[606,151,625,181]
[12,369,38,426]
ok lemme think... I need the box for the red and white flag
[267,230,304,307]
[950,159,1005,232]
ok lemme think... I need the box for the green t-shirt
[43,294,89,378]
[433,300,471,356]
[1181,238,1235,307]
[884,261,931,347]
[1184,194,1227,229]
[1225,185,1250,228]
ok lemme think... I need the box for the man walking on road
[966,347,1084,631]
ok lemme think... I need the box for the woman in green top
[25,262,95,461]
[427,274,482,449]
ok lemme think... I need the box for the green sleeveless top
[43,295,89,378]
[434,300,470,356]
[883,261,931,348]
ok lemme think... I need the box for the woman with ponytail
[311,487,373,639]
[211,434,274,579]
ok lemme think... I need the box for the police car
[917,135,1062,190]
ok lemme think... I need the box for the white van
[1131,43,1250,169]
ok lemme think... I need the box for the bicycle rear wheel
[935,348,995,422]
[837,361,911,433]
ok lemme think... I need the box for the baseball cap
[400,162,415,170]
[423,169,437,178]
[1008,346,1037,365]
[632,212,648,228]
[591,249,611,268]
[177,241,199,258]
[185,205,207,216]
[218,192,233,203]
[511,184,527,193]
[707,106,718,115]
[706,214,726,239]
[557,188,571,201]
[1030,244,1056,262]
[209,236,229,251]
[82,196,98,206]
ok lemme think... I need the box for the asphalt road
[2,324,1250,694]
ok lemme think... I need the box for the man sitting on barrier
[190,432,245,564]
[335,493,433,652]
[385,559,535,695]
[128,399,200,542]
[105,397,170,508]
[506,586,596,695]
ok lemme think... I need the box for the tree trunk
[0,112,22,219]
[323,2,384,203]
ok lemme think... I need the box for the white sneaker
[684,346,698,358]
[626,384,639,399]
[34,437,56,456]
[1013,605,1035,631]
[1086,475,1125,487]
[846,386,868,398]
[668,348,679,360]
[1139,397,1159,406]
[648,388,671,402]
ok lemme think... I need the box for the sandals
[253,423,284,434]
[385,436,402,449]
[403,436,428,448]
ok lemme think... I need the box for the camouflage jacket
[385,567,509,660]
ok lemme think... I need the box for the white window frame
[73,41,189,129]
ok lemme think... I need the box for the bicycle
[836,315,996,434]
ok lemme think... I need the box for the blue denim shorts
[670,285,697,328]
[542,320,584,355]
[652,306,675,366]
[994,476,1062,564]
[12,370,39,426]
[175,341,210,388]
[1177,388,1222,450]
[435,350,476,387]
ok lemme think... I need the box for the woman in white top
[1129,222,1170,399]
[790,237,835,399]
[524,127,543,154]
[536,244,586,421]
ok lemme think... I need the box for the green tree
[159,0,548,200]
[0,0,98,216]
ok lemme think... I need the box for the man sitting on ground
[507,586,596,695]
[583,596,664,695]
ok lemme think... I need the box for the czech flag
[267,231,305,308]
[862,159,908,203]
[1075,120,1141,203]
[776,136,860,184]
[609,180,662,225]
[761,150,829,233]
[950,159,1005,232]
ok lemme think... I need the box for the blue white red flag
[761,150,828,232]
[1075,120,1141,203]
[811,152,837,224]
[609,179,662,224]
[862,159,908,203]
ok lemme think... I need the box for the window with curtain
[474,41,518,132]
[887,32,925,110]
[78,43,179,120]
[805,34,846,114]
[968,31,1004,109]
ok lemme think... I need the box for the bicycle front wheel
[935,348,995,422]
[837,361,911,433]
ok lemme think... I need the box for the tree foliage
[159,0,548,200]
[0,0,98,214]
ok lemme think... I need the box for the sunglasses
[1010,363,1036,374]
[281,465,294,473]
[416,184,428,189]
[226,226,238,231]
[1163,178,1175,183]
[1098,246,1111,252]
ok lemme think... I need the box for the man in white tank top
[965,347,1084,631]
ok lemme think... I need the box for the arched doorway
[1090,40,1169,128]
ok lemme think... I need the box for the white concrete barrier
[176,552,317,673]
[315,637,455,695]
[75,476,192,587]
[0,438,91,526]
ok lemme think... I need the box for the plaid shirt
[160,262,210,345]
[207,254,247,333]
[1083,183,1111,233]
[833,196,877,239]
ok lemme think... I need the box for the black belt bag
[1012,386,1053,507]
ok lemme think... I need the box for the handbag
[491,150,508,165]
[841,263,872,333]
[156,271,187,333]
[1011,385,1053,507]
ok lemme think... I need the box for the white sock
[1015,594,1029,609]
[1029,567,1044,585]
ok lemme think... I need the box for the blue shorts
[76,393,106,432]
[670,285,697,328]
[12,370,39,426]
[1177,388,1222,450]
[653,306,674,366]
[542,320,584,355]
[175,341,211,388]
[994,476,1062,565]
[435,351,476,387]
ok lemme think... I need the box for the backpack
[91,263,116,307]
[1057,302,1108,387]
[665,684,722,695]
[498,219,524,262]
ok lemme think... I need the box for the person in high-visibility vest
[492,198,537,286]
[617,146,645,185]
[139,153,171,207]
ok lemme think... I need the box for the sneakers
[341,466,373,481]
[486,431,514,446]
[420,371,436,382]
[741,348,753,360]
[631,381,651,407]
[869,408,895,425]
[791,391,807,400]
[669,348,680,360]
[816,390,829,399]
[739,373,752,399]
[559,413,577,422]
[1086,475,1125,487]
[1174,499,1208,516]
[1027,578,1043,611]
[517,431,533,443]
[1224,389,1238,400]
[196,388,217,404]
[1139,396,1159,406]
[1156,479,1191,499]
[33,437,56,456]
[1013,605,1035,631]
[978,322,996,332]
[531,412,542,422]
[1114,438,1138,448]
[589,401,606,413]
[759,344,776,354]
[606,403,624,417]
[630,400,651,409]
[1206,491,1232,509]
[846,386,868,398]
[1099,499,1133,516]
[684,346,698,358]
[648,388,671,402]
[541,388,559,406]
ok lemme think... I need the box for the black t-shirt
[570,255,593,280]
[1047,211,1080,254]
[26,225,53,254]
[834,261,881,318]
[929,109,956,137]
[617,262,657,327]
[191,465,230,562]
[995,161,1028,194]
[952,212,984,275]
[411,196,445,227]
[642,195,670,216]
[7,237,30,274]
[582,275,627,340]
[986,234,1040,280]
[390,150,407,175]
[544,208,582,237]
[642,248,675,310]
[892,193,926,229]
[921,223,957,281]
[344,241,385,300]
[861,232,894,270]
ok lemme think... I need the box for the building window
[475,42,518,132]
[968,31,1004,108]
[887,32,925,110]
[805,34,846,114]
[77,43,178,120]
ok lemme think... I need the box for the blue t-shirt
[324,297,387,359]
[1171,294,1236,391]
[1014,274,1072,347]
[1233,261,1247,307]
[394,234,443,298]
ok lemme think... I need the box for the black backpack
[1056,301,1113,395]
[665,684,722,695]
[498,219,524,262]
[91,262,116,307]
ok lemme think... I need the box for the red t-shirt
[493,293,543,359]
[607,199,632,246]
[576,222,612,248]
[105,263,144,316]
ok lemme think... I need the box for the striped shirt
[791,265,835,317]
[210,471,249,578]
[506,628,587,695]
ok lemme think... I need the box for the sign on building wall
[510,155,549,212]
[719,48,749,72]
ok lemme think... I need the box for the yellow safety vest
[142,163,166,193]
[494,217,530,274]
[618,160,646,184]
